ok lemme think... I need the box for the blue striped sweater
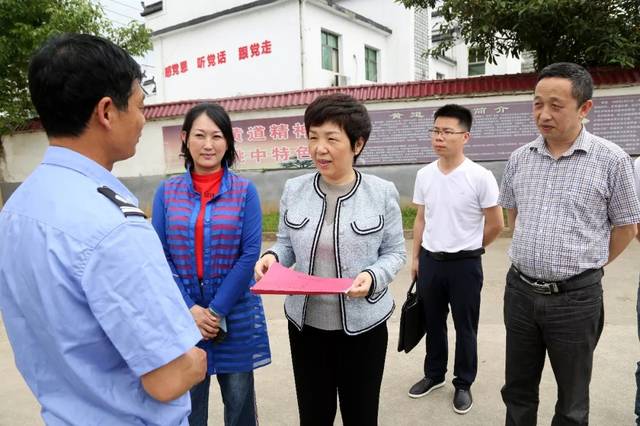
[152,168,271,374]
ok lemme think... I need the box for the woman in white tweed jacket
[254,93,406,426]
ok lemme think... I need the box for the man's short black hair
[304,93,371,161]
[180,103,237,170]
[537,62,593,106]
[433,104,473,131]
[28,33,142,138]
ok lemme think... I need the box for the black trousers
[417,248,483,390]
[288,321,388,426]
[501,267,604,426]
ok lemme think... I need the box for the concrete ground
[1,238,639,425]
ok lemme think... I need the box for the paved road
[1,238,639,425]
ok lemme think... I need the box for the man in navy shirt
[0,33,206,425]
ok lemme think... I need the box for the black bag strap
[407,280,417,297]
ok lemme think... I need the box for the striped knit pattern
[163,170,270,374]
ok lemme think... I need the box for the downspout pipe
[299,0,306,89]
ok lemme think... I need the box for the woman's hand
[254,254,277,281]
[346,272,372,298]
[189,305,219,340]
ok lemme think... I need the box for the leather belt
[511,265,603,295]
[424,247,485,261]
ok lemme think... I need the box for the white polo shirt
[413,157,499,253]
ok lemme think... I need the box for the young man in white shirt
[408,104,504,414]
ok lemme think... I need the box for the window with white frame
[468,47,486,76]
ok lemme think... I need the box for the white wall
[485,54,523,75]
[339,0,415,82]
[303,2,393,87]
[147,0,417,102]
[1,120,173,181]
[431,43,522,79]
[144,0,262,33]
[5,84,639,183]
[1,132,48,182]
[112,120,171,177]
[152,1,301,103]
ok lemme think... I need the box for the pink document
[251,262,353,295]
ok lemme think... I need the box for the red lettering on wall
[272,146,290,161]
[269,123,290,140]
[295,146,310,159]
[238,46,249,60]
[250,149,267,163]
[250,43,261,57]
[261,40,272,55]
[246,125,267,142]
[232,127,244,143]
[292,122,306,139]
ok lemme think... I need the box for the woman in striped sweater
[152,103,271,426]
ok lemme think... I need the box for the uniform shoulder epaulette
[97,186,147,218]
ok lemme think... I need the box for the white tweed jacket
[265,170,406,335]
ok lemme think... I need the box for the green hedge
[262,207,418,233]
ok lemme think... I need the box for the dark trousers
[635,279,640,425]
[501,267,604,426]
[417,248,483,390]
[288,321,388,426]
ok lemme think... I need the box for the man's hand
[141,346,208,402]
[411,204,425,282]
[189,305,219,340]
[189,347,208,383]
[607,223,637,265]
[411,257,419,282]
[254,253,276,281]
[346,272,373,298]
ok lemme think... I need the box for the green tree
[0,0,152,158]
[397,0,640,70]
[280,156,314,169]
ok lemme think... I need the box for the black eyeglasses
[428,128,468,137]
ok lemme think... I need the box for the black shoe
[408,377,445,398]
[453,388,473,414]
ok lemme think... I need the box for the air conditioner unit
[332,74,350,86]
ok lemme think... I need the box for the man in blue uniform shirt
[0,33,206,425]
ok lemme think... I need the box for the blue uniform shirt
[0,147,202,425]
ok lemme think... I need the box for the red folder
[251,262,353,295]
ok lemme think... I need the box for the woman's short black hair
[304,93,371,160]
[180,103,237,170]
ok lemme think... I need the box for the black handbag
[397,280,425,353]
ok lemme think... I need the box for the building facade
[141,0,523,103]
[3,69,639,210]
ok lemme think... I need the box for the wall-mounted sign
[163,39,273,79]
[162,93,640,173]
